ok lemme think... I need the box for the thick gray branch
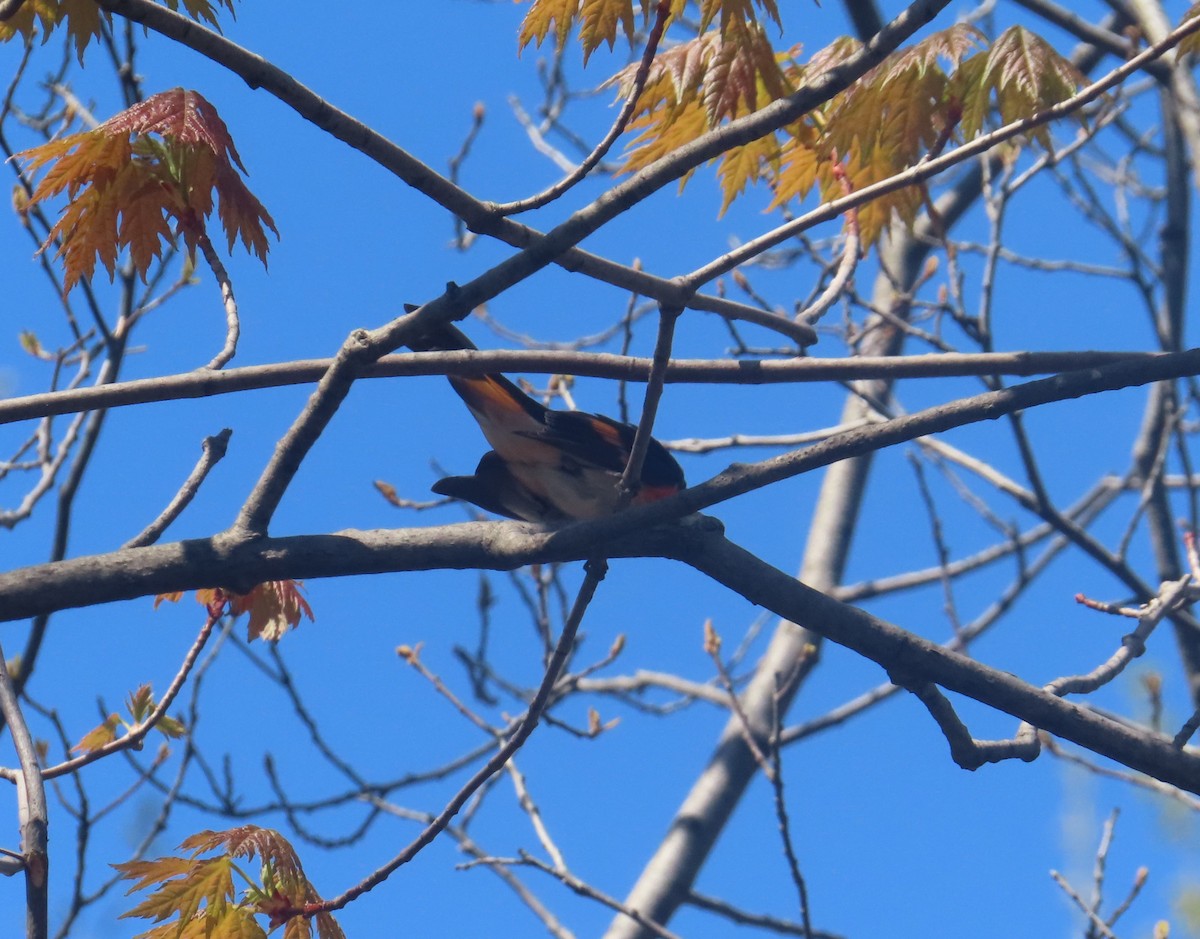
[1,521,1197,799]
[670,532,1200,794]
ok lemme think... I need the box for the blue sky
[3,1,1199,937]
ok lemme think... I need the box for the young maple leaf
[116,855,237,929]
[241,580,315,642]
[696,0,783,35]
[0,0,236,62]
[161,0,238,30]
[520,0,667,60]
[70,713,121,754]
[127,684,156,723]
[116,827,344,939]
[127,684,187,738]
[518,0,583,54]
[17,88,277,295]
[68,684,186,755]
[1181,3,1200,57]
[163,581,315,641]
[761,25,1044,247]
[578,0,637,63]
[606,17,793,190]
[717,132,780,214]
[954,25,1085,147]
[0,0,104,63]
[609,20,790,127]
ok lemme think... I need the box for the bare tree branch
[0,643,48,939]
[0,348,1157,428]
[123,429,232,549]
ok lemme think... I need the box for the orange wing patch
[589,418,624,448]
[451,375,541,426]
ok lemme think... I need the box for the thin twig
[705,620,769,768]
[796,169,860,327]
[901,679,1039,768]
[572,670,731,707]
[1042,735,1200,811]
[618,304,681,502]
[298,556,609,918]
[514,852,685,939]
[30,610,218,780]
[0,641,48,939]
[370,798,576,939]
[448,102,486,249]
[1051,870,1118,939]
[687,890,846,938]
[907,451,962,636]
[123,429,232,548]
[197,232,240,370]
[1090,809,1119,929]
[1106,865,1149,931]
[495,1,672,215]
[1048,577,1192,699]
[505,760,567,872]
[399,644,498,737]
[1172,707,1200,748]
[768,667,813,939]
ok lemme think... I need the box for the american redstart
[405,317,685,522]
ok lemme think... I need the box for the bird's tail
[401,304,479,354]
[401,304,547,436]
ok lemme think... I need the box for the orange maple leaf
[0,0,237,62]
[116,826,345,938]
[17,88,277,295]
[157,581,314,641]
[0,0,104,63]
[241,580,315,642]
